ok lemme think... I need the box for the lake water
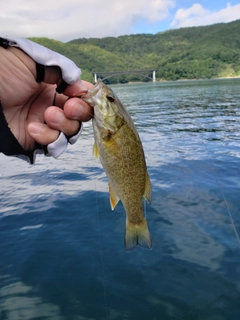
[1,78,240,320]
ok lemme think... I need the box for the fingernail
[72,90,88,97]
[72,102,83,119]
[28,123,43,135]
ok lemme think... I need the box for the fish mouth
[78,79,103,106]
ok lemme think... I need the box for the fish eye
[107,95,115,103]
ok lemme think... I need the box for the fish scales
[81,79,152,251]
[99,123,146,222]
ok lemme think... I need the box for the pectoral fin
[143,171,152,204]
[108,183,120,210]
[93,142,99,159]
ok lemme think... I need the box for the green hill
[30,19,240,83]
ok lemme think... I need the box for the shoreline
[122,75,240,85]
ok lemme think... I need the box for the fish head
[81,79,121,130]
[81,79,118,115]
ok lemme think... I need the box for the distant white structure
[93,70,157,83]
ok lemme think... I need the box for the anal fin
[143,171,152,204]
[109,183,120,210]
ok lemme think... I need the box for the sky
[1,0,240,42]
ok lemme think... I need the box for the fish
[80,79,152,251]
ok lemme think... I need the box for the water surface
[1,78,240,320]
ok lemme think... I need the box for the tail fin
[124,219,152,251]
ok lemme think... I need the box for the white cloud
[171,2,240,28]
[0,0,175,41]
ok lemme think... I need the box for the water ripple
[1,78,240,319]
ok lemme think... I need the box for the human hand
[0,39,94,162]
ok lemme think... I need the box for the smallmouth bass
[81,79,152,251]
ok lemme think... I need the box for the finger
[43,66,62,85]
[44,106,80,136]
[44,66,94,96]
[63,79,94,97]
[64,97,94,122]
[43,67,94,119]
[27,122,59,145]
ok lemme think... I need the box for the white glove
[7,37,81,86]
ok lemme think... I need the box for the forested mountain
[30,19,240,83]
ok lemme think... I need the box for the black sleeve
[0,102,35,163]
